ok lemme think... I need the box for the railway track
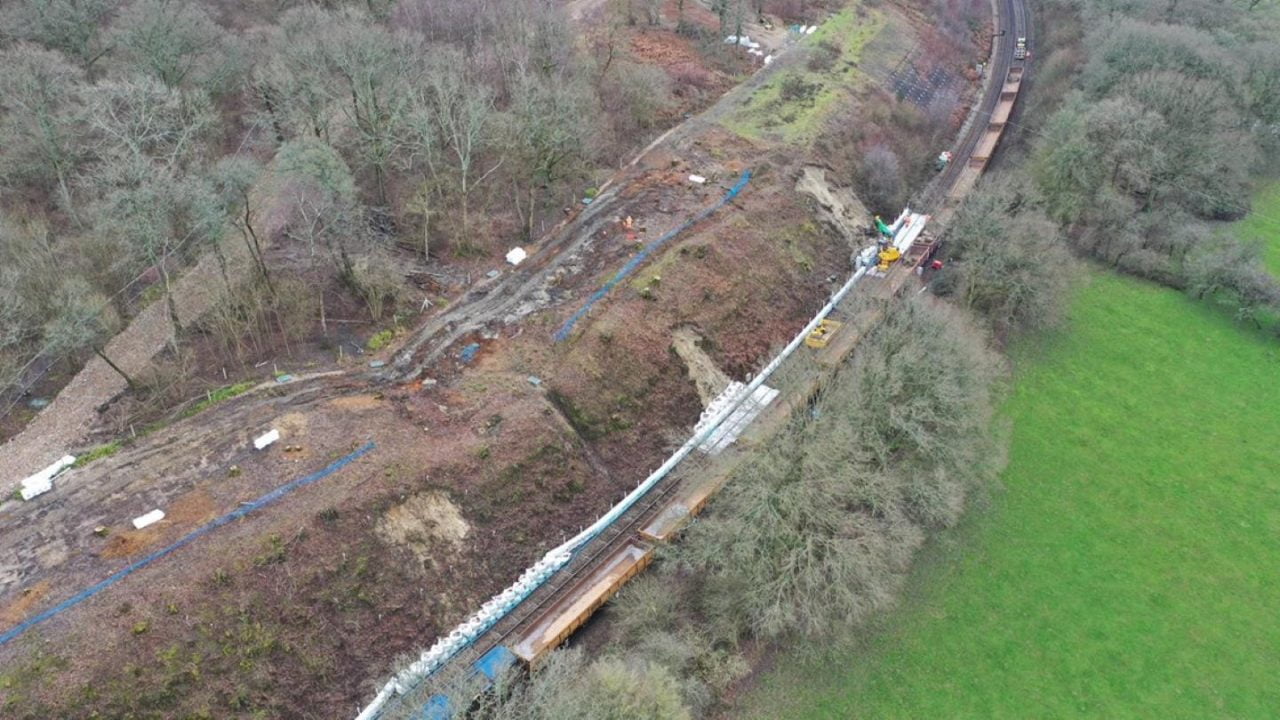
[371,431,697,717]
[365,0,1034,715]
[472,0,1038,664]
[919,0,1029,215]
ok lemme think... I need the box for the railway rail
[919,0,1030,217]
[361,0,1033,716]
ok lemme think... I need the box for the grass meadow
[740,270,1280,718]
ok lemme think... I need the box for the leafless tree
[428,52,501,242]
[0,43,88,219]
[936,176,1073,335]
[79,77,217,343]
[323,11,422,204]
[110,0,230,89]
[1,0,117,70]
[83,75,215,171]
[42,277,133,387]
[209,155,272,294]
[680,298,1001,639]
[474,648,691,720]
[250,11,337,143]
[858,143,905,215]
[507,68,597,239]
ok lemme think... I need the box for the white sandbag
[18,454,76,500]
[132,509,165,529]
[254,428,280,450]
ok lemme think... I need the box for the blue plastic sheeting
[553,170,752,342]
[411,645,516,719]
[0,441,376,647]
[459,343,480,364]
[473,645,516,681]
[418,695,452,720]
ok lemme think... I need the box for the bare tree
[84,75,215,171]
[1241,41,1280,161]
[323,11,421,204]
[0,43,88,218]
[428,52,501,242]
[857,143,905,215]
[89,166,190,339]
[274,136,389,314]
[80,77,216,343]
[403,94,444,261]
[1121,70,1252,219]
[110,0,229,89]
[484,0,576,95]
[936,176,1073,335]
[507,68,596,240]
[276,136,359,209]
[250,10,338,142]
[474,648,691,720]
[42,277,133,387]
[1081,20,1231,98]
[602,60,675,133]
[681,298,1000,639]
[209,155,272,294]
[0,219,62,389]
[1,0,116,70]
[711,0,747,36]
[1185,235,1280,324]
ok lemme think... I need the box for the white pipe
[354,689,394,720]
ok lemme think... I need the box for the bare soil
[672,327,733,406]
[0,137,843,720]
[0,0,742,485]
[0,1,977,717]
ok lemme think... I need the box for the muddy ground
[0,144,845,720]
[0,1,980,717]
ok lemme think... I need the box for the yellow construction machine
[876,245,902,271]
[805,318,843,349]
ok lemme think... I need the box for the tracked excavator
[872,215,903,271]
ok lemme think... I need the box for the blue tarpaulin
[417,695,452,720]
[473,645,516,681]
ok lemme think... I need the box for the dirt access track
[0,3,981,717]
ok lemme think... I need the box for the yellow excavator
[872,214,903,271]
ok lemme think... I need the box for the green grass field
[1238,181,1280,275]
[741,271,1280,718]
